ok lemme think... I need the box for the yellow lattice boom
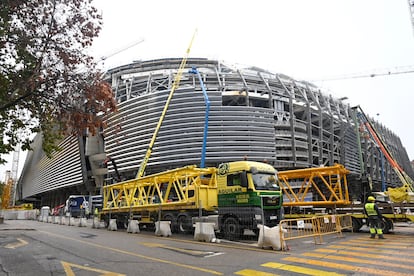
[103,165,218,214]
[279,164,351,207]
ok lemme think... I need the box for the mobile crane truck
[100,161,283,240]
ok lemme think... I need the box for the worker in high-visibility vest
[364,196,385,239]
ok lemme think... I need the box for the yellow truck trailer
[100,161,283,240]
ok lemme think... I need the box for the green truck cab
[215,161,283,239]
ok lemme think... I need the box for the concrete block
[194,222,216,242]
[127,220,140,233]
[108,219,117,231]
[69,217,76,226]
[92,217,101,228]
[155,221,171,237]
[79,218,87,227]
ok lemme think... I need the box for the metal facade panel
[19,135,83,198]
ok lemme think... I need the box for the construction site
[0,56,411,239]
[0,1,413,242]
[9,57,412,207]
[3,1,414,275]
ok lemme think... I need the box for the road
[0,219,414,275]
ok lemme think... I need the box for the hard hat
[367,196,376,202]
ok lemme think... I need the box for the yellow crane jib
[104,165,218,213]
[136,30,197,179]
[279,164,351,207]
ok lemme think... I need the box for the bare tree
[0,0,117,163]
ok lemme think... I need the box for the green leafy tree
[0,0,117,163]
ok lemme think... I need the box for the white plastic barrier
[194,222,216,242]
[53,216,60,224]
[257,224,287,251]
[92,217,101,228]
[69,217,76,226]
[155,221,171,237]
[79,217,87,227]
[127,220,140,233]
[40,206,50,222]
[108,219,117,231]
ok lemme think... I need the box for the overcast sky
[1,0,414,181]
[91,0,414,158]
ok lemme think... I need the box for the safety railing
[279,214,353,251]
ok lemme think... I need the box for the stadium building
[16,58,414,208]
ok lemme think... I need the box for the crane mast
[408,0,414,38]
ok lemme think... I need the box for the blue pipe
[189,67,210,168]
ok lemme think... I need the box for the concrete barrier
[194,222,216,242]
[69,217,76,226]
[155,221,171,237]
[92,217,101,228]
[108,219,117,231]
[127,220,140,233]
[79,218,87,227]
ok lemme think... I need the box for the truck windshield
[251,173,279,191]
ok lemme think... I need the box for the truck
[100,160,283,240]
[64,195,89,218]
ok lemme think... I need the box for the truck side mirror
[250,167,258,174]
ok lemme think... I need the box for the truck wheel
[351,217,362,232]
[103,217,109,228]
[381,218,393,234]
[116,218,127,229]
[223,217,241,241]
[177,213,192,234]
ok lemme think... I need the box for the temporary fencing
[279,214,353,251]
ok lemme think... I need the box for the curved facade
[104,58,413,188]
[17,58,414,206]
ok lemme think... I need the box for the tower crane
[1,147,20,209]
[408,0,414,38]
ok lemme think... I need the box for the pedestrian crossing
[234,234,414,275]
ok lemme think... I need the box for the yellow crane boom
[136,30,197,179]
[279,164,351,207]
